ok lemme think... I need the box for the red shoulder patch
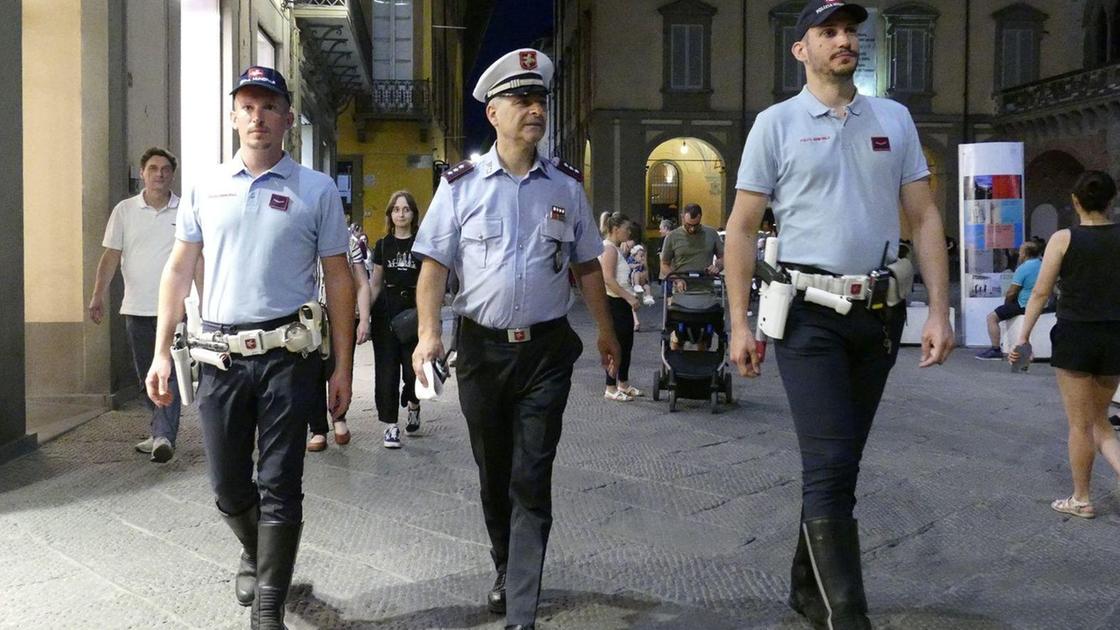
[551,158,583,183]
[443,160,475,183]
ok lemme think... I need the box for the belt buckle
[236,330,266,356]
[507,328,530,343]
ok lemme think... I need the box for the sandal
[1051,496,1095,519]
[604,389,634,402]
[333,420,351,445]
[620,386,643,397]
[306,434,328,452]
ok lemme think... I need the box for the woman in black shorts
[1010,171,1120,518]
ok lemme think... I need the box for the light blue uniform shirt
[1012,257,1042,308]
[177,152,349,324]
[413,146,603,329]
[736,87,930,275]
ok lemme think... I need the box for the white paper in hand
[415,361,444,400]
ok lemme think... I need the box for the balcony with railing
[351,80,432,141]
[289,0,373,95]
[995,63,1120,120]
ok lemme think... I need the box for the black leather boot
[802,518,872,630]
[488,568,506,614]
[219,502,259,607]
[788,524,827,624]
[251,521,302,630]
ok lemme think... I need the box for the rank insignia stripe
[552,158,583,182]
[443,160,475,183]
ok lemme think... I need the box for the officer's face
[487,94,547,146]
[230,87,294,152]
[794,16,860,80]
[141,156,174,193]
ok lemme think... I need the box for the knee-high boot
[802,518,872,630]
[789,523,828,623]
[219,502,259,607]
[251,521,302,630]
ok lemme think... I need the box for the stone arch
[1026,149,1084,232]
[644,136,727,232]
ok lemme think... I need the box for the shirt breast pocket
[462,217,503,269]
[540,219,575,272]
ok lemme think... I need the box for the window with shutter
[993,4,1046,90]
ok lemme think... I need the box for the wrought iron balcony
[290,0,373,95]
[996,63,1120,117]
[355,80,431,119]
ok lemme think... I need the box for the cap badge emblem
[519,51,538,70]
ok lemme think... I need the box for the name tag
[871,137,891,152]
[269,194,290,211]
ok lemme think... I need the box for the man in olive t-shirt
[660,203,724,277]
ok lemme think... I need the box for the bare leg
[1056,368,1105,502]
[987,312,1001,348]
[1090,373,1120,476]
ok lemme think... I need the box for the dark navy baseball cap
[230,66,291,101]
[794,0,868,41]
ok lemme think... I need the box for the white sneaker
[135,437,154,454]
[150,437,174,463]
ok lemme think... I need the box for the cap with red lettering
[230,66,291,101]
[794,0,868,41]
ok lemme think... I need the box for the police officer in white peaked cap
[412,48,621,630]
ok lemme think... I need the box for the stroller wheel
[723,372,733,404]
[668,388,677,412]
[710,390,719,414]
[651,370,661,401]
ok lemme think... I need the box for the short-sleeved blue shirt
[413,146,603,329]
[736,87,930,274]
[177,152,350,324]
[1012,257,1042,308]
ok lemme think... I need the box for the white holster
[758,280,795,339]
[886,256,915,306]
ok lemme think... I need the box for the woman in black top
[370,191,423,449]
[1011,171,1120,518]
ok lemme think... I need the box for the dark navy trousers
[124,315,181,445]
[197,320,323,523]
[774,299,905,521]
[456,318,582,626]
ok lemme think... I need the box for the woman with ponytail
[1010,171,1120,518]
[599,212,642,401]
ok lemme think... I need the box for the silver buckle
[506,328,531,343]
[235,330,266,356]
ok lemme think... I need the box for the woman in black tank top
[1010,171,1120,519]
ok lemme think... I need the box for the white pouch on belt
[758,280,795,339]
[886,257,915,306]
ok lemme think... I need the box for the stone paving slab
[0,301,1112,628]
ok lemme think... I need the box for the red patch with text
[269,194,290,211]
[871,137,891,152]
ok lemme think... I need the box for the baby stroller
[651,272,733,413]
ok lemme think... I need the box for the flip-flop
[604,390,634,402]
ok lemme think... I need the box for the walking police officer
[411,49,620,630]
[146,67,355,629]
[724,3,954,628]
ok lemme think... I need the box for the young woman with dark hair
[1011,171,1120,518]
[599,211,642,401]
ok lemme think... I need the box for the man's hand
[146,355,174,407]
[356,318,370,344]
[919,315,955,367]
[327,366,353,419]
[730,326,762,377]
[88,293,106,324]
[598,331,622,378]
[412,336,445,388]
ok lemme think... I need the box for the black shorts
[1051,319,1120,375]
[994,302,1024,321]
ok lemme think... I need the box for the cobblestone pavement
[2,302,1119,630]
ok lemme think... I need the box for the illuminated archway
[644,137,726,234]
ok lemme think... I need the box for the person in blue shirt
[976,239,1043,359]
[145,66,354,627]
[411,48,620,630]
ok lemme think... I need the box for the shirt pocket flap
[463,217,503,242]
[540,219,575,242]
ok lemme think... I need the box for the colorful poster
[958,143,1025,346]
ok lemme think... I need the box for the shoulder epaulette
[443,160,475,183]
[551,157,583,182]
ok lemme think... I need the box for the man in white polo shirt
[89,147,182,463]
[724,1,954,627]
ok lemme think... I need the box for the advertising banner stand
[958,142,1026,347]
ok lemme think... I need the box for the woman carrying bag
[370,191,423,449]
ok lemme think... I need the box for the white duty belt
[788,270,871,301]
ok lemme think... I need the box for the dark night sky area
[464,0,554,155]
